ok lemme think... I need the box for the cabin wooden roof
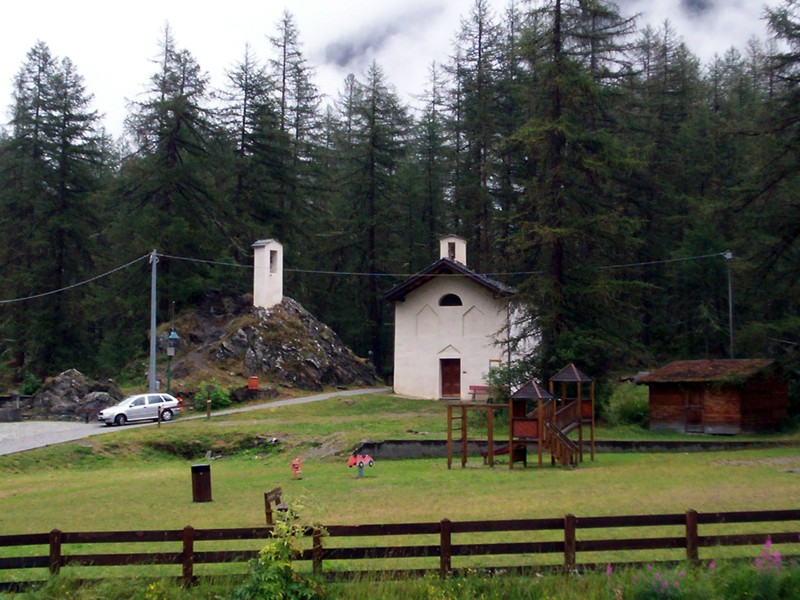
[383,258,515,303]
[637,359,775,384]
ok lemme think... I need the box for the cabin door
[440,359,461,398]
[685,388,704,433]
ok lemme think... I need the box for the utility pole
[724,250,734,359]
[149,250,158,392]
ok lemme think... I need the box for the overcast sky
[0,0,784,138]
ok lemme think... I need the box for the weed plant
[11,545,800,599]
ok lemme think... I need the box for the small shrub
[606,382,649,427]
[18,372,41,395]
[233,501,324,600]
[194,379,232,410]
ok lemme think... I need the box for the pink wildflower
[605,564,613,577]
[708,560,716,571]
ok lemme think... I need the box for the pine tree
[446,0,502,272]
[404,62,450,269]
[219,44,287,257]
[119,25,229,294]
[513,0,639,374]
[267,11,322,252]
[318,65,411,370]
[728,0,800,355]
[0,42,105,376]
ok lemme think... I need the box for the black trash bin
[191,464,212,502]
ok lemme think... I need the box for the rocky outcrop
[24,295,378,418]
[31,369,123,420]
[212,298,379,390]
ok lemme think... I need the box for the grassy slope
[1,393,799,535]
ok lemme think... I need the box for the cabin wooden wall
[740,375,789,431]
[648,375,789,434]
[701,385,742,435]
[648,385,685,432]
[648,383,742,434]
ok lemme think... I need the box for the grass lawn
[2,392,799,596]
[1,393,799,532]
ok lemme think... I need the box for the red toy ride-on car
[348,454,374,468]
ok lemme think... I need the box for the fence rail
[1,509,798,590]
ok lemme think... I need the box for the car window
[148,396,164,404]
[131,397,145,407]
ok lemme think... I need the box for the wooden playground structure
[446,363,595,469]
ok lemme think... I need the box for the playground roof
[637,359,775,384]
[383,258,515,303]
[550,363,592,383]
[511,380,553,400]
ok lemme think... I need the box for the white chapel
[384,235,515,400]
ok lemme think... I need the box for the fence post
[265,491,274,526]
[48,529,62,576]
[182,526,195,587]
[564,514,577,571]
[440,519,452,578]
[312,528,323,575]
[686,509,699,565]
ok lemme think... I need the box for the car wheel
[114,414,127,426]
[160,409,173,422]
[357,460,364,468]
[368,460,374,467]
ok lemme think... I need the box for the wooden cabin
[638,359,788,434]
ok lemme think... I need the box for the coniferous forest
[2,0,800,408]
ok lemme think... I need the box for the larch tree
[267,11,322,254]
[446,0,502,273]
[219,44,287,259]
[513,0,639,375]
[0,42,105,376]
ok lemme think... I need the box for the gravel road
[0,387,389,456]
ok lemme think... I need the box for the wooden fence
[1,509,798,590]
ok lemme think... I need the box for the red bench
[468,385,491,402]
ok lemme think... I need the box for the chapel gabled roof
[383,258,515,303]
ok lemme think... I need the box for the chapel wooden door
[440,359,461,398]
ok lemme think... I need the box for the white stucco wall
[392,275,510,400]
[252,239,283,309]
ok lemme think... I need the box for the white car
[97,393,180,426]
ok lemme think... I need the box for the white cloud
[0,0,787,138]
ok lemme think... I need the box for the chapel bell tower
[439,234,467,266]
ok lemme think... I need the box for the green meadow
[1,392,799,598]
[2,393,799,530]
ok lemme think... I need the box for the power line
[0,254,151,305]
[157,253,253,269]
[597,252,727,270]
[0,249,730,305]
[165,251,727,277]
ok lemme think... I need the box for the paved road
[0,387,389,456]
